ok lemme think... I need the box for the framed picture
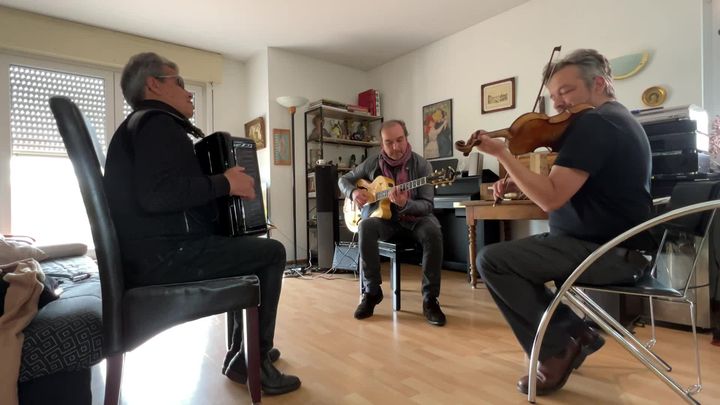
[422,99,453,159]
[273,128,291,165]
[481,77,516,114]
[244,116,266,149]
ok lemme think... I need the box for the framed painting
[481,77,516,114]
[422,99,453,159]
[273,128,291,165]
[245,116,266,149]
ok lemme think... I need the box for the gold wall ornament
[610,51,650,80]
[641,86,667,107]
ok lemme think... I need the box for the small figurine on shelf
[330,121,344,139]
[349,154,357,168]
[309,115,331,141]
[349,121,368,141]
[337,156,348,169]
[360,153,366,163]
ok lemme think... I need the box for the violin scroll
[455,130,486,156]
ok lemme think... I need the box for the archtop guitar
[343,167,456,233]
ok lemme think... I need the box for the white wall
[371,0,705,174]
[243,49,270,184]
[369,0,706,237]
[711,0,720,119]
[266,48,369,261]
[0,6,223,83]
[211,58,247,136]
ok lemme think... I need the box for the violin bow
[495,45,561,207]
[532,45,562,113]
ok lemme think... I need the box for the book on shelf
[347,104,370,113]
[357,89,380,116]
[308,99,348,110]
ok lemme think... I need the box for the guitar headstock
[428,167,458,187]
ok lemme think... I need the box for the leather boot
[573,326,604,370]
[354,290,383,319]
[422,297,447,326]
[223,348,281,381]
[258,357,302,395]
[517,339,581,395]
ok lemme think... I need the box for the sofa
[14,247,103,405]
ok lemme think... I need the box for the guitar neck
[375,177,428,200]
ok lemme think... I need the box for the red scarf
[379,143,412,185]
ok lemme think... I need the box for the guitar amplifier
[651,149,710,175]
[194,132,268,236]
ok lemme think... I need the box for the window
[10,64,107,155]
[0,53,205,247]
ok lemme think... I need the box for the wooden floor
[92,264,720,404]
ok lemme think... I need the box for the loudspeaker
[332,242,359,271]
[315,164,339,269]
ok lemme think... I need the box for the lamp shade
[276,96,308,109]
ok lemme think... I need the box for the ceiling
[0,0,530,70]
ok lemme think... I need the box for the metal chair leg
[647,296,658,350]
[688,300,702,394]
[566,292,700,405]
[573,288,671,372]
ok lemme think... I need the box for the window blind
[10,64,106,155]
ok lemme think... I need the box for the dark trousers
[358,216,443,299]
[126,235,285,356]
[476,233,646,360]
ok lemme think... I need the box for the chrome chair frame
[527,199,720,405]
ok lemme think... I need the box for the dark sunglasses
[154,74,185,89]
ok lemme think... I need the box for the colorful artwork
[422,99,453,159]
[273,128,291,165]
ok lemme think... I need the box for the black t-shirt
[549,101,652,245]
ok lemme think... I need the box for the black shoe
[225,353,301,395]
[354,290,383,319]
[423,297,446,326]
[259,358,302,395]
[223,347,281,379]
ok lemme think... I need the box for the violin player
[472,49,652,395]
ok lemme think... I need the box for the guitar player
[338,120,446,326]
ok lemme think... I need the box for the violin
[455,103,593,156]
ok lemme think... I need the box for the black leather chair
[527,181,720,404]
[49,96,262,405]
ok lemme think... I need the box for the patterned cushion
[19,256,103,382]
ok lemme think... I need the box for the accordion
[194,132,268,236]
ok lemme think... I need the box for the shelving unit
[304,104,382,268]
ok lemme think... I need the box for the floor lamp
[276,96,308,272]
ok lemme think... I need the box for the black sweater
[103,100,229,262]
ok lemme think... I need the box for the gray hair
[121,52,178,109]
[380,119,408,137]
[543,49,615,98]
